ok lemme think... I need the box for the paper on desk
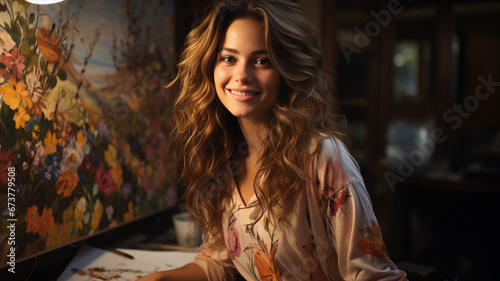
[57,244,198,281]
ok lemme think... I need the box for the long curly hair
[170,0,350,237]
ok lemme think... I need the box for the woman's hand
[135,264,208,281]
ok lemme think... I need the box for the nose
[234,63,253,84]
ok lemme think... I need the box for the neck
[236,116,269,157]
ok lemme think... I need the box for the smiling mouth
[229,89,260,96]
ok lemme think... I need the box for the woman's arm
[136,263,208,281]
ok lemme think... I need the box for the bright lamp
[26,0,65,4]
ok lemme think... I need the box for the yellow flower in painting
[13,106,30,129]
[62,206,75,236]
[45,223,61,249]
[90,199,103,231]
[123,201,134,222]
[111,161,123,191]
[1,78,33,110]
[76,130,87,151]
[55,169,79,197]
[104,144,117,167]
[74,197,87,231]
[44,131,60,155]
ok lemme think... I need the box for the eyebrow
[221,47,267,55]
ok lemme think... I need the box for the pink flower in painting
[95,164,115,196]
[143,178,152,192]
[226,219,241,260]
[1,47,25,79]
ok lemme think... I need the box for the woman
[139,0,407,280]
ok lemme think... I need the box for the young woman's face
[214,17,281,123]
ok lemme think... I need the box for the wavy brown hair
[170,0,350,238]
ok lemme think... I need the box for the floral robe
[191,137,407,281]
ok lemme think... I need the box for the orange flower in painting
[56,169,79,197]
[1,78,33,110]
[111,162,123,191]
[254,235,282,281]
[123,201,134,222]
[44,131,60,155]
[104,144,117,167]
[76,130,87,151]
[38,207,54,237]
[357,220,390,262]
[90,199,103,231]
[24,205,41,234]
[36,27,61,63]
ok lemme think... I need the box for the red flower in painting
[96,164,116,196]
[0,47,25,79]
[0,150,14,188]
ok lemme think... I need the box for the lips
[229,89,260,96]
[227,88,261,102]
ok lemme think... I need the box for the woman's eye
[221,56,236,63]
[255,58,271,66]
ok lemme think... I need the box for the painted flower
[226,219,241,260]
[13,106,31,129]
[0,150,14,188]
[44,131,60,155]
[44,155,61,181]
[1,78,32,110]
[142,177,151,192]
[55,169,79,197]
[25,205,41,234]
[96,164,115,196]
[104,144,117,167]
[0,47,25,79]
[90,199,103,231]
[36,26,61,63]
[123,201,134,222]
[74,197,87,231]
[60,137,84,172]
[78,154,97,177]
[56,120,72,147]
[76,130,87,151]
[38,206,54,237]
[122,182,131,200]
[97,122,110,142]
[0,68,11,84]
[106,205,114,221]
[25,140,46,172]
[25,66,43,103]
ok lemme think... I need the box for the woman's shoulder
[315,134,363,183]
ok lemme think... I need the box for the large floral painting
[0,0,177,265]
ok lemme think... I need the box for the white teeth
[230,89,258,96]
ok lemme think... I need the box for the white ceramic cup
[172,213,202,247]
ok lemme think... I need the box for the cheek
[214,66,230,87]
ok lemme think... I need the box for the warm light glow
[26,0,65,5]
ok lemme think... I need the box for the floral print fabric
[192,137,407,281]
